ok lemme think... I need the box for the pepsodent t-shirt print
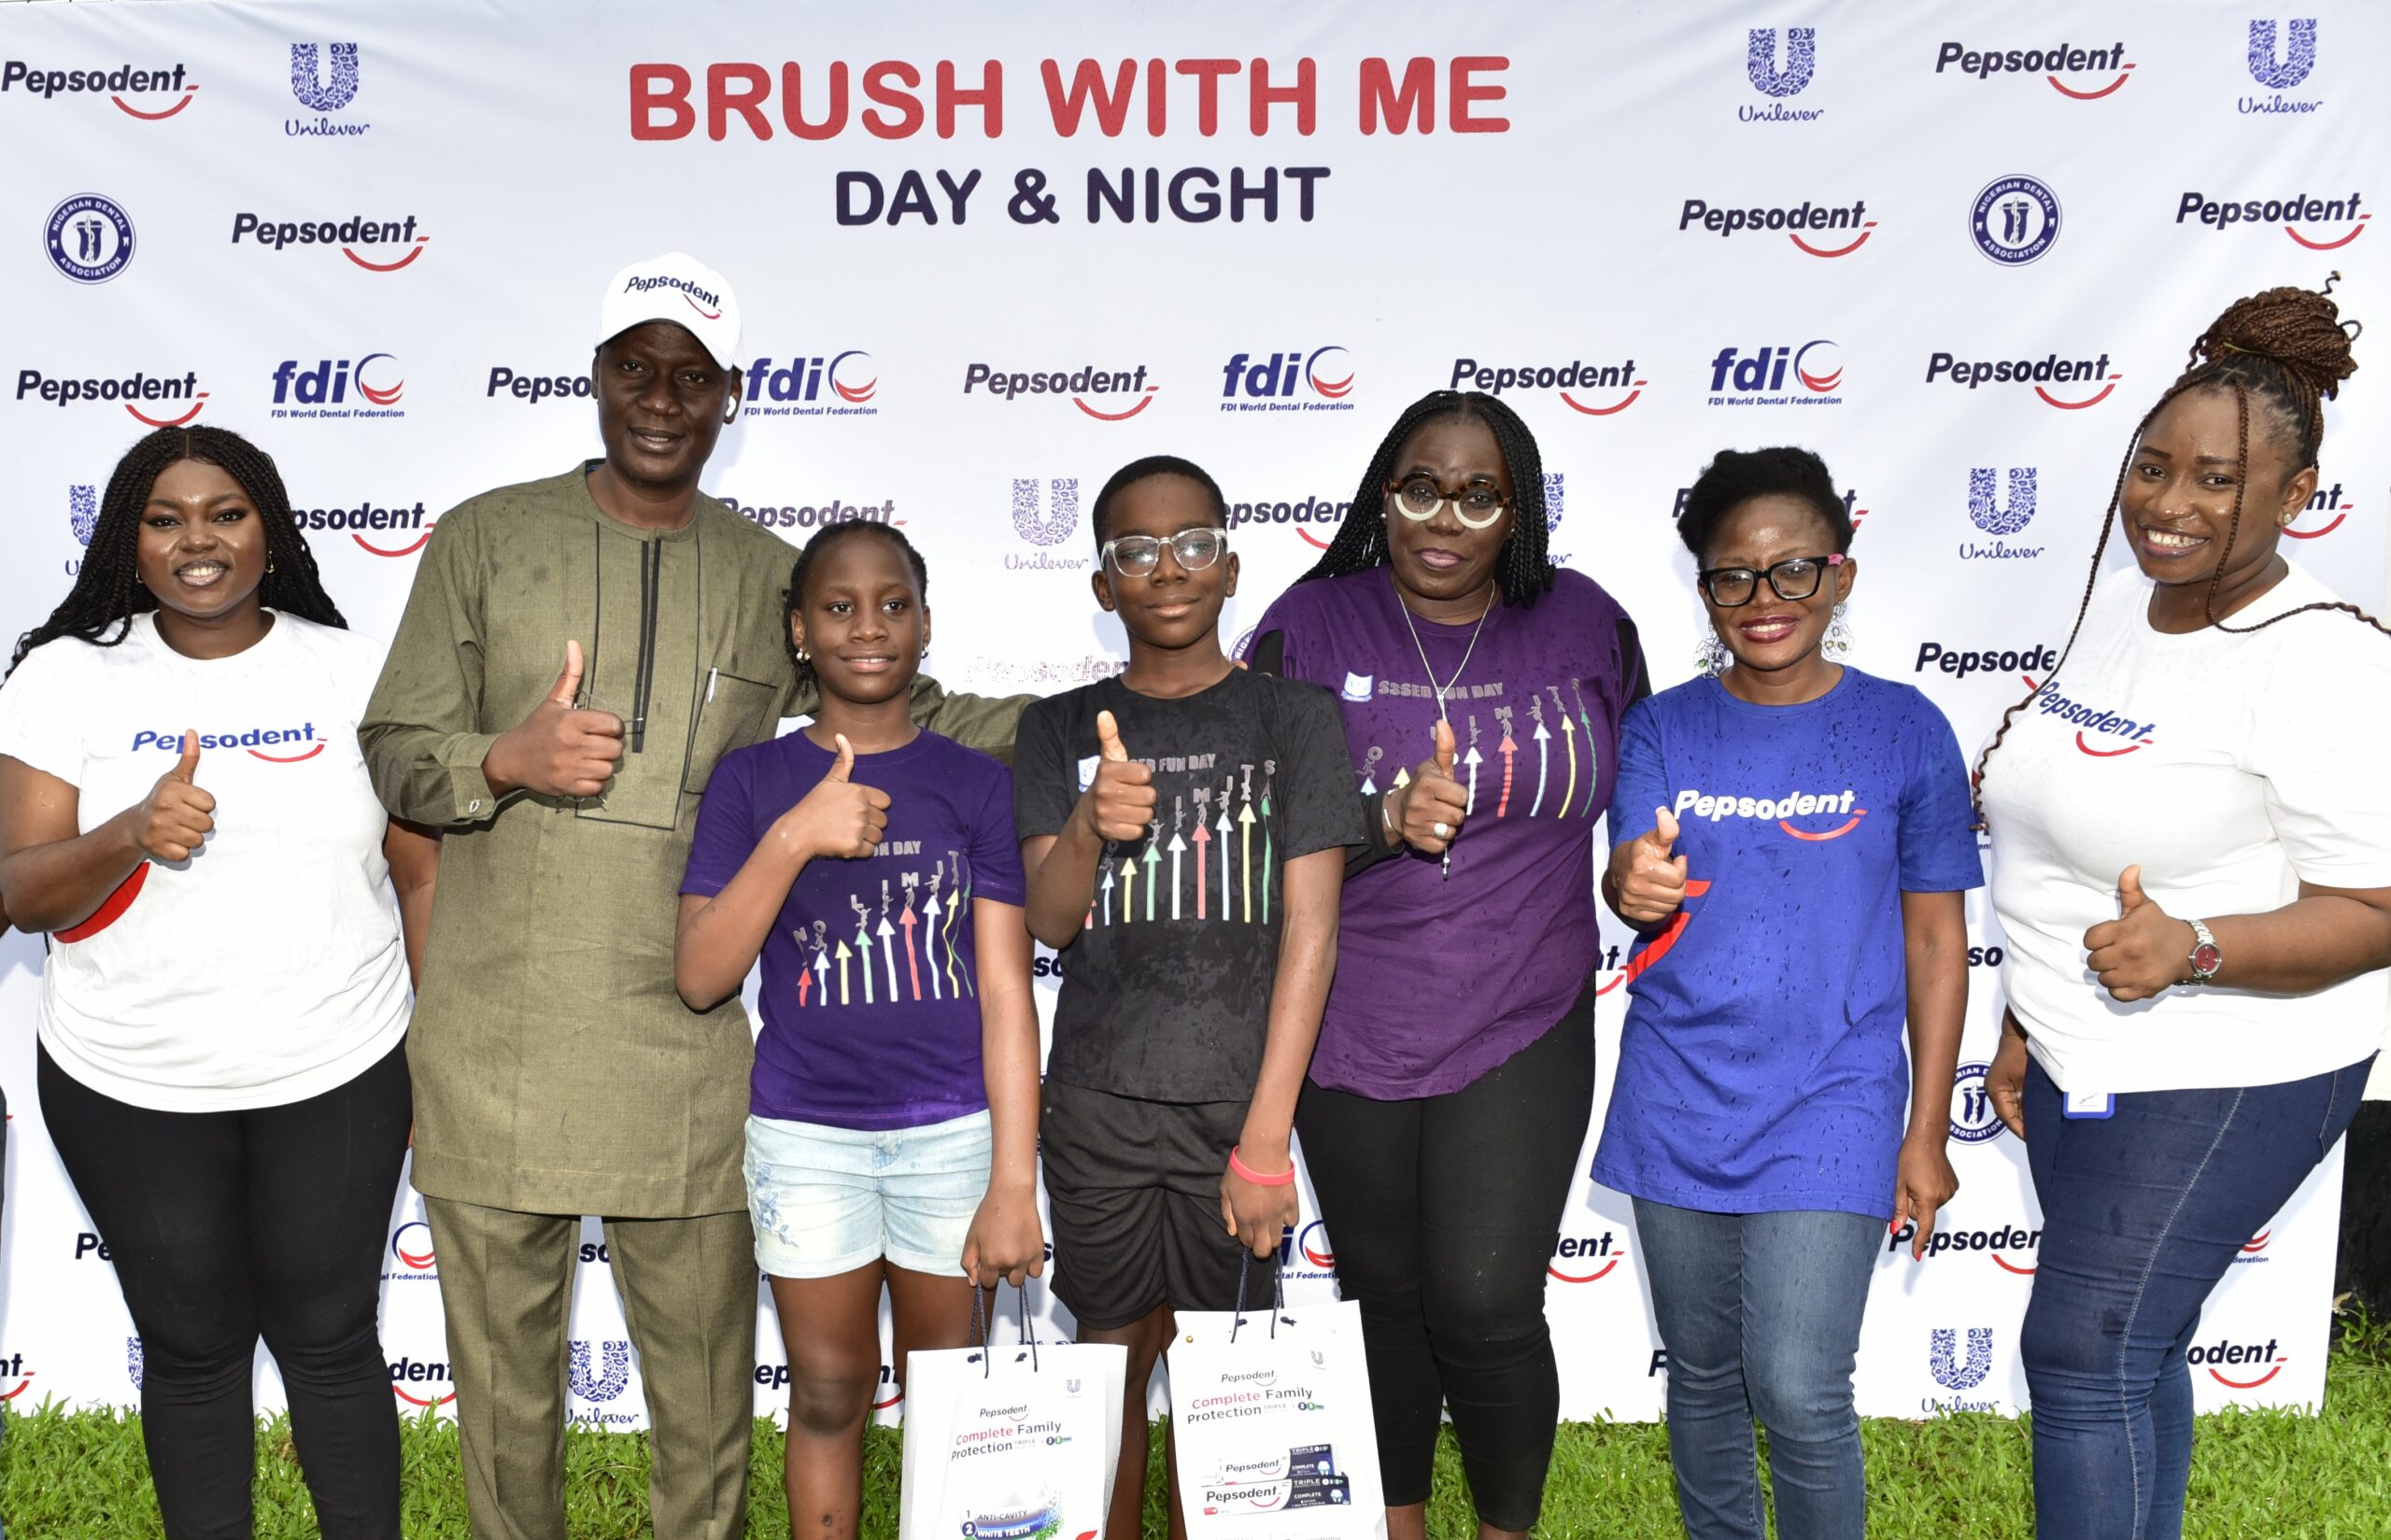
[1013,668,1365,1104]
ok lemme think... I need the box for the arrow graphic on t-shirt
[1528,699,1552,816]
[1356,744,1383,798]
[1260,765,1275,925]
[1191,816,1211,920]
[1494,709,1519,817]
[1167,827,1186,920]
[1142,837,1162,922]
[1238,799,1257,922]
[1551,686,1577,817]
[1120,855,1138,925]
[1572,679,1599,813]
[853,913,875,1005]
[835,940,854,1005]
[1098,860,1114,926]
[878,913,898,1000]
[898,903,922,1001]
[1217,794,1235,919]
[812,941,830,1006]
[796,957,814,1009]
[1462,717,1484,816]
[920,890,944,1000]
[949,858,975,997]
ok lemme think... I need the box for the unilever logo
[1011,477,1080,546]
[290,43,359,111]
[127,1335,145,1391]
[1747,27,1816,96]
[1544,471,1564,534]
[1968,468,2037,535]
[2247,19,2316,90]
[1930,1327,1994,1391]
[569,1339,632,1402]
[69,485,97,546]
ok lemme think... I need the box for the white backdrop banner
[0,0,2383,1428]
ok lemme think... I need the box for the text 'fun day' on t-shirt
[1012,669,1365,1103]
[1252,567,1645,1098]
[1592,669,1983,1219]
[681,728,1025,1131]
[0,612,409,1112]
[1981,560,2391,1095]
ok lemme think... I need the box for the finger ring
[1433,821,1451,838]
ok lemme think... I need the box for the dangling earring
[266,556,276,574]
[796,646,809,663]
[1824,601,1854,660]
[1696,632,1730,676]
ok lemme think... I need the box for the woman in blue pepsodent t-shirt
[1595,446,1982,1540]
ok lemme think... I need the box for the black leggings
[1295,982,1597,1532]
[38,1039,412,1540]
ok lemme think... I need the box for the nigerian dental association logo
[1950,1061,2006,1143]
[1971,176,2061,265]
[44,193,134,283]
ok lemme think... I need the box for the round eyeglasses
[1385,474,1510,531]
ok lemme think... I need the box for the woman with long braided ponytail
[1974,282,2390,1540]
[1245,390,1648,1538]
[0,426,438,1540]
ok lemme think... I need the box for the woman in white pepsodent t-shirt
[0,427,438,1538]
[1972,285,2391,1540]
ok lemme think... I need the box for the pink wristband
[1229,1145,1296,1186]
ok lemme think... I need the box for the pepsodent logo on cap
[623,270,724,320]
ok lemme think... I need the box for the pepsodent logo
[132,723,325,764]
[486,366,592,405]
[721,494,897,533]
[1706,341,1843,406]
[1679,196,1875,257]
[17,367,206,426]
[270,354,405,420]
[1891,1218,2042,1274]
[288,42,368,137]
[1548,1231,1624,1283]
[2243,19,2322,115]
[1226,490,1351,550]
[1926,348,2120,409]
[743,351,880,417]
[2190,1334,2288,1389]
[1,61,198,119]
[2031,683,2158,756]
[1673,784,1864,842]
[0,1353,36,1403]
[1007,476,1086,572]
[1450,356,1642,416]
[1960,468,2045,561]
[964,360,1155,419]
[1914,642,2054,686]
[390,1355,456,1407]
[2175,188,2365,249]
[2285,480,2352,540]
[230,212,428,272]
[1219,347,1353,413]
[1743,27,1821,122]
[1934,38,2134,98]
[1674,483,1866,531]
[298,498,433,558]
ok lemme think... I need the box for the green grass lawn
[7,1312,2387,1537]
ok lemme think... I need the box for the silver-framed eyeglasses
[1386,473,1511,531]
[1099,526,1229,577]
[1695,553,1846,607]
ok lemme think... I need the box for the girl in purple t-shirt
[674,523,1042,1536]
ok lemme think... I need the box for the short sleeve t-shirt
[681,729,1024,1130]
[1592,669,1983,1218]
[1981,561,2391,1095]
[0,613,409,1111]
[1252,567,1644,1098]
[1012,669,1365,1102]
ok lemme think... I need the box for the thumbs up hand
[2083,863,2199,1001]
[779,733,892,861]
[484,641,626,800]
[1390,718,1469,855]
[1079,709,1156,843]
[1607,806,1689,925]
[128,730,217,862]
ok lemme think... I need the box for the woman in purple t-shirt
[1250,389,1648,1539]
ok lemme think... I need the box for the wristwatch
[2185,918,2223,986]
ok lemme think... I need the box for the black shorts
[1040,1080,1272,1330]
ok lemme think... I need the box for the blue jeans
[2020,1053,2371,1540]
[1634,1201,1881,1540]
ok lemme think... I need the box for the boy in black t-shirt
[1015,455,1363,1538]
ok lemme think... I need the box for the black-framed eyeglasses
[1696,553,1846,607]
[1099,526,1228,577]
[1385,474,1511,530]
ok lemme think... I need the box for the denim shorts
[743,1109,991,1279]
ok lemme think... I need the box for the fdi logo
[289,43,369,137]
[1219,347,1353,413]
[1278,1220,1336,1276]
[1706,341,1843,406]
[2174,188,2365,248]
[1971,176,2061,265]
[2284,481,2350,539]
[229,212,428,272]
[1950,1062,2007,1143]
[964,360,1156,419]
[2243,19,2321,115]
[270,354,405,419]
[387,1220,436,1279]
[1450,356,1642,415]
[2234,1230,2274,1266]
[1961,468,2044,561]
[1934,39,2134,98]
[743,351,880,417]
[1743,27,1821,122]
[1007,477,1086,572]
[0,61,198,119]
[44,193,135,284]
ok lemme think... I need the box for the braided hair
[1970,277,2377,827]
[9,425,347,676]
[1298,389,1558,608]
[780,519,929,694]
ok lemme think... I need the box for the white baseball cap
[595,251,741,370]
